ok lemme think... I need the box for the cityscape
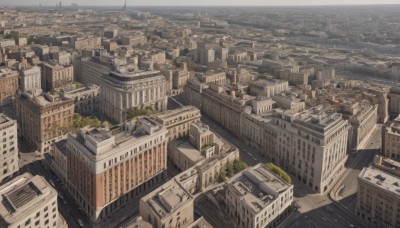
[0,1,399,228]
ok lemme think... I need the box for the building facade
[19,66,42,93]
[61,84,100,116]
[0,114,18,183]
[382,116,400,161]
[225,164,293,228]
[99,70,167,123]
[150,105,201,142]
[15,92,74,153]
[0,174,59,228]
[66,118,168,222]
[357,156,400,228]
[274,109,350,193]
[42,61,74,91]
[0,69,18,105]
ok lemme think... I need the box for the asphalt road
[335,125,382,211]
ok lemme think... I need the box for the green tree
[217,166,227,183]
[233,160,248,173]
[265,163,292,184]
[227,161,234,177]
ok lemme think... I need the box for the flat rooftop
[0,174,57,225]
[145,179,193,219]
[360,166,400,196]
[172,140,204,163]
[227,164,291,213]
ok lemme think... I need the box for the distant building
[0,69,18,105]
[0,114,18,183]
[225,164,293,228]
[61,84,100,116]
[42,61,74,91]
[150,105,201,142]
[0,174,60,228]
[73,37,101,50]
[99,70,167,123]
[65,117,168,222]
[15,92,74,153]
[248,79,289,97]
[19,66,42,93]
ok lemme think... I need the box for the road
[334,125,382,211]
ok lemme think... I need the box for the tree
[217,166,227,183]
[227,161,234,177]
[233,160,248,173]
[265,163,292,184]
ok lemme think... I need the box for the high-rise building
[225,164,293,228]
[66,117,168,222]
[0,114,18,183]
[15,92,74,153]
[274,108,349,193]
[0,174,60,228]
[99,70,167,123]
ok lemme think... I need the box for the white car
[50,179,55,187]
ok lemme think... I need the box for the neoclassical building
[99,70,167,123]
[274,108,350,194]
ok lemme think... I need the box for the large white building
[274,108,350,193]
[99,70,167,123]
[0,114,18,183]
[225,164,293,228]
[19,66,41,93]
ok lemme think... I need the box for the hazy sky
[2,0,400,6]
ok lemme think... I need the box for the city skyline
[2,0,400,6]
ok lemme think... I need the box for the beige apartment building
[15,92,74,153]
[388,86,400,119]
[0,114,19,183]
[345,102,378,150]
[66,117,168,222]
[382,115,400,161]
[0,174,61,228]
[0,69,18,105]
[139,176,194,228]
[274,108,350,193]
[42,61,74,91]
[19,66,42,93]
[99,70,167,123]
[248,79,289,97]
[279,68,309,85]
[357,156,400,228]
[201,84,252,137]
[184,78,208,109]
[196,70,227,84]
[73,37,101,50]
[61,84,100,116]
[150,105,201,142]
[225,164,294,228]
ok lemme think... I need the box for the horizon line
[2,3,400,7]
